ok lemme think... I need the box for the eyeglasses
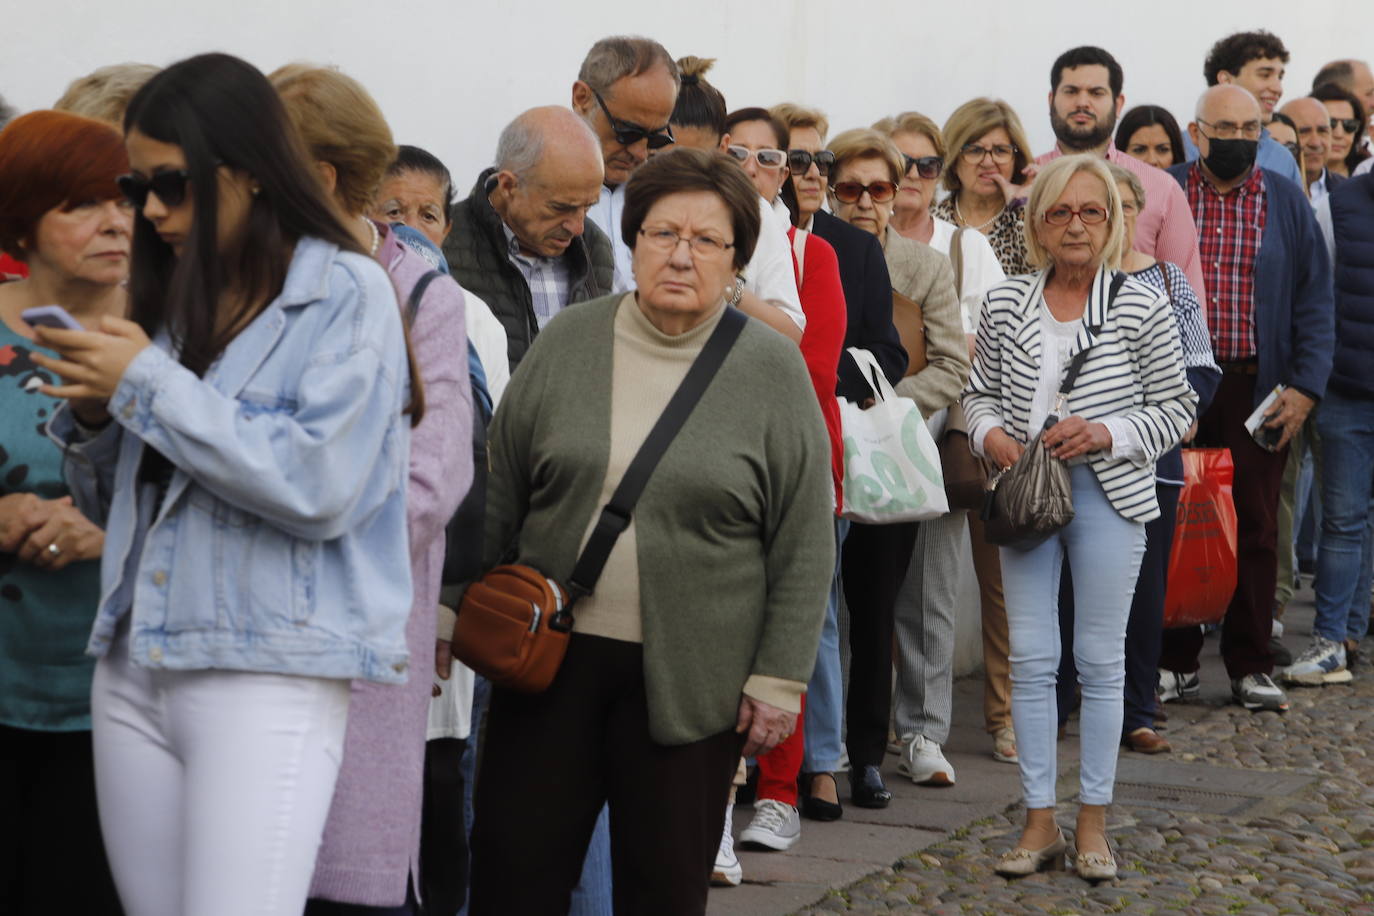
[902,154,944,179]
[786,149,836,177]
[1330,117,1362,135]
[831,180,898,204]
[117,170,193,210]
[1195,118,1263,140]
[637,227,734,257]
[726,145,787,169]
[1043,204,1109,226]
[959,143,1017,164]
[591,88,675,150]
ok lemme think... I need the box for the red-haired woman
[0,109,129,914]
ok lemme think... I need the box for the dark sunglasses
[787,149,835,176]
[591,88,675,150]
[831,180,898,204]
[117,170,192,210]
[1331,117,1363,135]
[902,154,944,179]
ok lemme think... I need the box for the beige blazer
[882,226,971,417]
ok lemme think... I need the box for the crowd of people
[0,24,1371,916]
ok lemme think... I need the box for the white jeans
[91,629,350,916]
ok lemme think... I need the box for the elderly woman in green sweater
[466,148,835,916]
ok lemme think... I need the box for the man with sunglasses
[1035,46,1209,307]
[1159,85,1334,713]
[572,36,680,292]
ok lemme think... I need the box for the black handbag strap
[560,306,748,622]
[1055,271,1125,403]
[405,270,443,327]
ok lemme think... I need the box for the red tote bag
[1163,448,1239,629]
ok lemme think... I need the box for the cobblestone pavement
[786,596,1374,915]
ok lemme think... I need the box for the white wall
[5,0,1371,189]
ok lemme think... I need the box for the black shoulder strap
[559,307,748,622]
[406,270,443,328]
[1058,271,1125,398]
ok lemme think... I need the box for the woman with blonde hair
[272,61,474,915]
[963,154,1195,881]
[933,98,1036,276]
[53,63,159,125]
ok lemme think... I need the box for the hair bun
[675,55,716,86]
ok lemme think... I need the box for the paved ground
[708,584,1374,915]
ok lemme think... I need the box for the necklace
[362,217,380,256]
[954,196,999,233]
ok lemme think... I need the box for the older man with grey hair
[444,105,615,369]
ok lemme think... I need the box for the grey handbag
[980,273,1125,550]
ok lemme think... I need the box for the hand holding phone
[21,305,85,331]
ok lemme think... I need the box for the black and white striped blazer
[962,267,1198,522]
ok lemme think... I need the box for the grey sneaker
[1158,669,1200,702]
[897,734,956,786]
[1231,673,1290,711]
[739,798,801,851]
[711,802,742,886]
[1283,636,1352,686]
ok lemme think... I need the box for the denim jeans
[1001,465,1145,809]
[803,517,849,773]
[569,807,612,916]
[1314,390,1374,642]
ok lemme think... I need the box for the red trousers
[755,695,806,806]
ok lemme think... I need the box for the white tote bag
[839,347,948,523]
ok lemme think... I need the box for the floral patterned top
[933,197,1032,277]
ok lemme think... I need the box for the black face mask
[1202,137,1259,181]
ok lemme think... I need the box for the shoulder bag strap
[561,306,748,618]
[949,227,967,301]
[406,270,443,328]
[1051,271,1125,422]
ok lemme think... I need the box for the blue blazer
[1167,163,1334,406]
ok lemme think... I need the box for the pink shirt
[1036,146,1208,304]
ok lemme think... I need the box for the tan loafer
[1075,848,1118,882]
[1124,727,1172,755]
[994,830,1066,878]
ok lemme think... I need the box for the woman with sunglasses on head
[932,98,1037,277]
[770,102,905,817]
[825,127,969,806]
[271,63,474,916]
[873,111,1010,778]
[32,53,417,916]
[0,110,128,916]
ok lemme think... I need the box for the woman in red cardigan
[717,106,847,870]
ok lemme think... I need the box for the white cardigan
[962,266,1198,523]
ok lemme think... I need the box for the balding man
[1282,97,1341,204]
[1157,85,1333,713]
[1312,59,1374,125]
[444,106,615,369]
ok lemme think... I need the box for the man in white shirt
[1282,97,1338,204]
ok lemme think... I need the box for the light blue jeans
[803,517,849,772]
[1001,465,1145,809]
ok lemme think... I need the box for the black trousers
[1057,484,1181,733]
[841,520,919,769]
[468,634,742,916]
[0,723,123,916]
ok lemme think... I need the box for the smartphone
[21,305,84,331]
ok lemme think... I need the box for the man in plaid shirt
[1159,85,1333,714]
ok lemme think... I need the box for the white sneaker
[711,802,742,886]
[897,734,955,786]
[1283,636,1352,686]
[1231,673,1290,712]
[1158,668,1200,703]
[739,798,801,851]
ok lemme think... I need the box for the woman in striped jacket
[962,155,1196,882]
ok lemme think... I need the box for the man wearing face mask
[1158,84,1334,714]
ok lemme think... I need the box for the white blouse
[928,218,1006,335]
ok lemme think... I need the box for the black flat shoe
[849,765,891,808]
[799,772,843,821]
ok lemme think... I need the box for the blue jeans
[803,517,849,773]
[569,806,612,916]
[1001,465,1145,809]
[1314,390,1374,642]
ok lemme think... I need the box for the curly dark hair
[1204,31,1289,86]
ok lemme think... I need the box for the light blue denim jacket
[49,237,414,684]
